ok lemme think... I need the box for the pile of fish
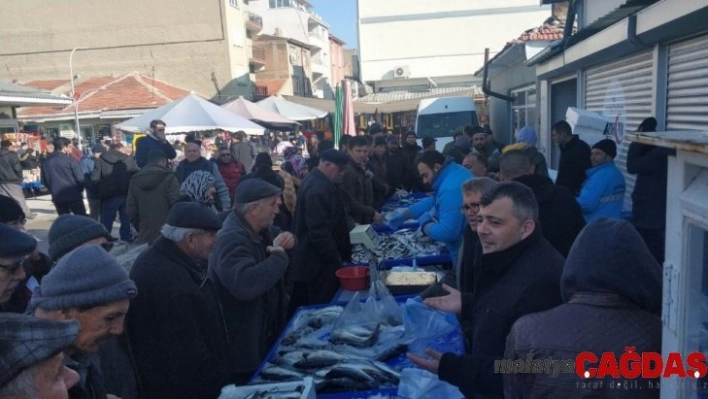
[253,306,409,393]
[351,228,445,264]
[243,386,304,399]
[380,192,425,213]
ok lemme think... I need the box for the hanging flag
[334,83,343,149]
[343,80,356,137]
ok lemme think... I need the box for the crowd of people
[0,116,671,398]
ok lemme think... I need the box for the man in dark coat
[385,136,418,191]
[408,181,564,399]
[503,218,662,398]
[341,136,382,224]
[80,144,105,220]
[369,136,391,209]
[127,151,182,244]
[627,117,674,264]
[0,139,31,218]
[92,143,139,242]
[500,149,585,257]
[41,138,86,216]
[552,120,592,195]
[128,202,232,398]
[290,149,352,307]
[401,131,422,167]
[134,119,177,168]
[209,179,295,383]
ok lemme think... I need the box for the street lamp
[69,47,89,150]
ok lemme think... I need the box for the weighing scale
[349,224,382,281]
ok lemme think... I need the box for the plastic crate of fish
[249,298,465,399]
[349,229,451,270]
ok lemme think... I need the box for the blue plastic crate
[250,296,465,398]
[380,192,430,213]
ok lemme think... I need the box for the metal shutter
[585,51,654,212]
[667,34,708,131]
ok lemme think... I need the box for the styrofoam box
[219,377,315,399]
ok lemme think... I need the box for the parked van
[415,96,478,152]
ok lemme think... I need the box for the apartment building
[357,0,551,93]
[329,35,347,91]
[252,34,313,100]
[249,0,334,98]
[0,0,263,100]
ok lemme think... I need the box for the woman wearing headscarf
[179,170,218,213]
[282,147,308,180]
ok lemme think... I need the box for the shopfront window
[511,86,537,142]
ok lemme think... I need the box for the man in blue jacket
[40,138,86,216]
[388,151,472,261]
[577,139,626,222]
[134,119,177,168]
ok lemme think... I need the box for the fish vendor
[387,150,473,261]
[210,179,297,384]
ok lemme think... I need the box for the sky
[308,0,358,49]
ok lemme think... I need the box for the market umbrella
[343,81,356,137]
[221,96,300,131]
[256,95,328,121]
[334,84,343,148]
[115,93,265,135]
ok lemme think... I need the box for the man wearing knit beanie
[577,138,626,222]
[48,214,114,261]
[32,245,137,399]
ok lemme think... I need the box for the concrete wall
[330,39,346,87]
[581,0,625,28]
[357,0,550,85]
[0,0,251,99]
[487,58,538,144]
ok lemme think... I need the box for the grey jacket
[208,212,290,374]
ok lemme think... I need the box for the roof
[527,0,660,66]
[328,34,346,45]
[474,18,571,76]
[0,81,73,107]
[256,34,311,50]
[356,85,483,103]
[17,72,191,121]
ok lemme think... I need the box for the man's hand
[423,284,462,314]
[273,232,296,250]
[373,212,384,225]
[365,170,374,179]
[266,246,286,255]
[407,348,443,374]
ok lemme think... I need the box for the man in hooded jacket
[503,218,662,398]
[127,151,182,244]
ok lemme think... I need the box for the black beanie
[592,139,617,158]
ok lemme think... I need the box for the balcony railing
[253,85,268,100]
[246,12,263,32]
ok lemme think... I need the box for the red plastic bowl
[336,266,370,291]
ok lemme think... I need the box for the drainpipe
[563,0,577,40]
[482,48,515,102]
[627,15,648,48]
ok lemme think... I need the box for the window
[510,86,537,143]
[293,75,301,95]
[269,0,291,8]
[229,0,238,7]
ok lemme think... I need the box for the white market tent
[256,95,328,121]
[116,93,265,135]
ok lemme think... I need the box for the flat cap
[166,202,222,231]
[235,178,282,205]
[0,195,24,224]
[422,137,437,148]
[0,313,79,388]
[319,149,349,167]
[0,223,37,258]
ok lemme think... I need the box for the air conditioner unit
[393,66,410,79]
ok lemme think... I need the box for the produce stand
[249,296,466,399]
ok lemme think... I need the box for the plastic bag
[368,279,404,327]
[402,297,459,341]
[397,368,464,399]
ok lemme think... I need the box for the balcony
[308,31,326,49]
[249,47,266,69]
[246,12,263,33]
[311,56,328,76]
[253,84,269,101]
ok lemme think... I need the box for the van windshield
[416,111,477,139]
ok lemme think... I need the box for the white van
[415,96,478,153]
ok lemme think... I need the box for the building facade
[329,35,347,91]
[252,35,312,100]
[530,0,708,217]
[0,0,261,100]
[249,0,333,98]
[356,0,551,93]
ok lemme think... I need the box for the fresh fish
[321,377,377,391]
[294,350,349,370]
[271,350,308,368]
[374,343,408,362]
[338,359,396,384]
[307,306,343,329]
[326,364,378,387]
[244,386,305,399]
[330,324,380,348]
[260,366,305,382]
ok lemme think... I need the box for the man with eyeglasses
[0,223,37,313]
[211,145,245,206]
[0,195,52,314]
[134,119,177,168]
